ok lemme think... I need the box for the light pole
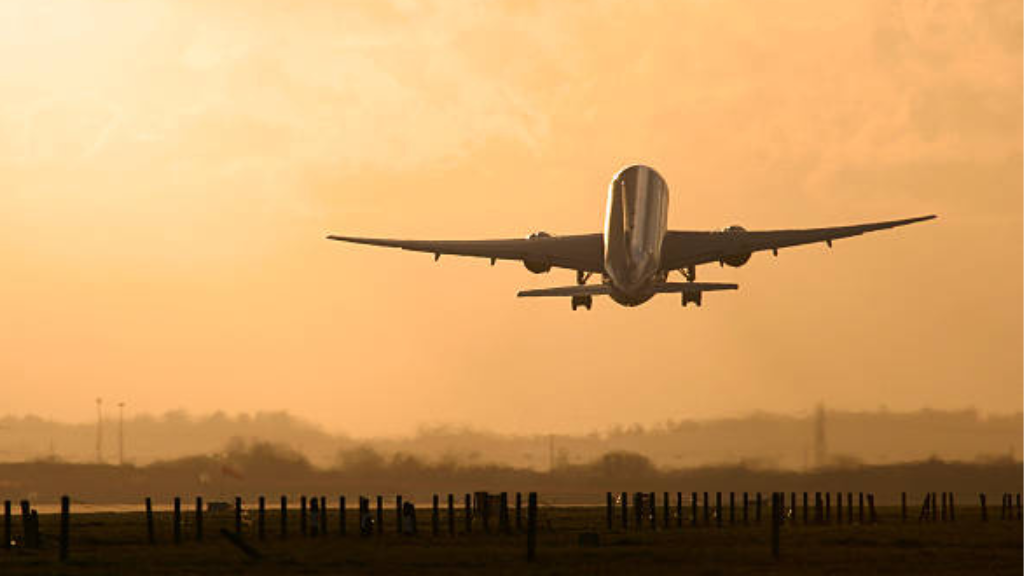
[118,402,125,466]
[95,397,103,464]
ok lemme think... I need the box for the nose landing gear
[571,295,593,311]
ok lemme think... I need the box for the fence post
[481,492,490,534]
[948,493,955,522]
[301,496,308,536]
[836,492,842,525]
[173,497,181,545]
[663,492,670,529]
[309,497,319,538]
[500,492,510,534]
[526,492,537,562]
[703,492,710,525]
[606,492,614,531]
[979,493,987,521]
[755,493,761,524]
[433,494,440,537]
[339,496,347,536]
[901,492,907,522]
[321,497,328,536]
[258,496,265,540]
[729,492,735,525]
[649,492,656,530]
[941,492,947,522]
[858,492,864,524]
[932,492,938,522]
[376,496,384,536]
[690,492,697,527]
[676,492,683,529]
[144,497,155,545]
[193,496,203,542]
[235,496,242,534]
[59,495,69,562]
[825,492,831,524]
[396,495,403,535]
[847,492,853,524]
[715,492,722,528]
[791,493,797,526]
[18,501,29,547]
[3,500,10,550]
[744,492,750,524]
[770,493,780,560]
[623,492,629,531]
[280,496,288,539]
[26,508,39,549]
[358,497,370,537]
[868,493,876,523]
[464,494,472,534]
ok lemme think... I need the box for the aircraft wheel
[571,295,592,311]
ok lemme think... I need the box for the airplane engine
[721,225,752,267]
[523,231,553,273]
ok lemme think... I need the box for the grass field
[1,504,1021,575]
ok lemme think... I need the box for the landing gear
[576,270,592,285]
[681,291,702,307]
[680,265,696,282]
[571,295,593,311]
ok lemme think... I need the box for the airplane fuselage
[603,165,670,306]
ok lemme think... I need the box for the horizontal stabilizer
[517,285,611,298]
[653,282,738,294]
[516,282,737,298]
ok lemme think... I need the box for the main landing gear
[571,295,593,311]
[681,291,702,307]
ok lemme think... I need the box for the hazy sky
[1,0,1020,436]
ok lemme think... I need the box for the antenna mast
[118,402,125,466]
[95,397,104,464]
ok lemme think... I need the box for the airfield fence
[1,490,1022,564]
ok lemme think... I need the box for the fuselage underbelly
[603,165,669,306]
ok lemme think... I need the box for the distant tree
[335,445,386,472]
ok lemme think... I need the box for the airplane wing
[660,215,936,272]
[326,233,605,273]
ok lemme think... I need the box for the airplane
[327,164,935,310]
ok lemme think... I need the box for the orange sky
[1,0,1020,436]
